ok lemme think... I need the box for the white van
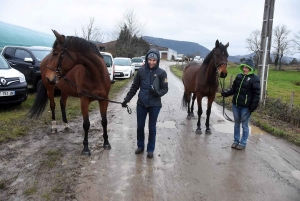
[100,52,115,84]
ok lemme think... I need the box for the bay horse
[182,40,229,134]
[28,30,111,156]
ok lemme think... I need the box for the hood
[0,67,25,78]
[238,58,255,75]
[145,48,160,69]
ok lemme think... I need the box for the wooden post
[288,92,294,115]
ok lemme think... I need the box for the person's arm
[124,70,140,102]
[249,76,261,112]
[156,71,168,97]
[222,75,238,97]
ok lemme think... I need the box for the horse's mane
[202,43,228,66]
[52,36,103,58]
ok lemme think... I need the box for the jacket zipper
[236,75,246,106]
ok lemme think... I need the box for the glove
[249,105,256,113]
[121,100,128,108]
[150,85,158,96]
[221,91,225,97]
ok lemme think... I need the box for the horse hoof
[186,116,191,120]
[81,150,91,156]
[51,128,57,134]
[196,129,202,134]
[205,129,212,134]
[103,144,111,150]
[191,113,194,117]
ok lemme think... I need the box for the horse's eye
[52,52,58,56]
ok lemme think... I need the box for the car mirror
[24,57,34,63]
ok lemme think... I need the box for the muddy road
[1,60,300,201]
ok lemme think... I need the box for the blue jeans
[232,104,251,147]
[136,104,161,152]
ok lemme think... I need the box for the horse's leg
[183,89,192,119]
[60,92,70,130]
[99,100,111,150]
[81,97,91,156]
[196,94,203,134]
[190,93,196,117]
[205,95,215,134]
[47,86,57,134]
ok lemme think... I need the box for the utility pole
[258,0,275,103]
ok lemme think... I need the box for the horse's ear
[225,42,229,48]
[215,40,220,48]
[52,30,64,44]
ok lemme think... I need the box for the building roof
[0,21,55,51]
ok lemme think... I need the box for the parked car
[131,57,145,70]
[175,55,184,62]
[100,51,115,84]
[0,54,28,105]
[113,57,135,79]
[193,56,201,61]
[141,55,145,60]
[1,46,52,91]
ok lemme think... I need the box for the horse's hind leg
[99,100,111,150]
[47,86,57,134]
[60,92,70,131]
[190,93,196,117]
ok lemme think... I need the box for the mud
[0,61,300,201]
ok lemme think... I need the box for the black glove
[150,85,158,96]
[221,91,225,97]
[121,100,128,108]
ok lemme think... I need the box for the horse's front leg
[190,93,196,117]
[99,100,111,150]
[196,96,203,134]
[47,88,57,134]
[60,92,70,131]
[205,96,214,134]
[81,98,91,156]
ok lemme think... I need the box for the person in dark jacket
[221,58,260,150]
[122,48,168,158]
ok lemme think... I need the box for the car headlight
[19,73,26,83]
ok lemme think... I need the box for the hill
[142,36,297,63]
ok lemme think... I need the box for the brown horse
[28,30,111,156]
[182,40,229,134]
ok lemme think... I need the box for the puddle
[291,170,300,181]
[212,123,267,135]
[157,121,176,129]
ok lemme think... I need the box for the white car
[0,54,28,105]
[113,57,135,79]
[100,52,115,84]
[131,57,145,70]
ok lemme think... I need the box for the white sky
[0,0,299,57]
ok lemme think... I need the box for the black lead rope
[63,77,132,114]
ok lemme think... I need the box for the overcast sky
[1,0,299,57]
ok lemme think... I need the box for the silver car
[131,57,145,70]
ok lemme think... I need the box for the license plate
[114,73,120,75]
[0,91,15,97]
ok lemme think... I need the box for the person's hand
[220,91,225,97]
[121,100,128,108]
[249,105,256,113]
[150,85,158,96]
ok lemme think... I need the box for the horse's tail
[27,82,48,119]
[181,91,190,109]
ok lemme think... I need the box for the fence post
[288,92,294,115]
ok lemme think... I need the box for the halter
[47,36,76,77]
[212,48,228,75]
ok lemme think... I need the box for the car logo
[0,78,7,86]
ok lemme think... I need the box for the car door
[12,48,34,85]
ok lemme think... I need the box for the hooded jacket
[222,58,261,111]
[124,49,168,107]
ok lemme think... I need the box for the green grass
[0,78,132,143]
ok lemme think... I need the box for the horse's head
[45,30,78,84]
[213,40,229,78]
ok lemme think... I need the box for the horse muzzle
[47,76,58,85]
[220,72,227,78]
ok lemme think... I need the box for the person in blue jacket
[221,58,260,150]
[122,48,168,158]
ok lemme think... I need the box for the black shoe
[231,142,238,149]
[135,148,144,154]
[147,152,153,158]
[236,145,245,150]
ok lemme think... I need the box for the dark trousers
[136,104,161,152]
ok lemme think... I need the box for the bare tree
[75,17,104,43]
[272,25,291,70]
[246,30,261,67]
[292,31,300,54]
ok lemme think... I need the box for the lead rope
[63,77,132,114]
